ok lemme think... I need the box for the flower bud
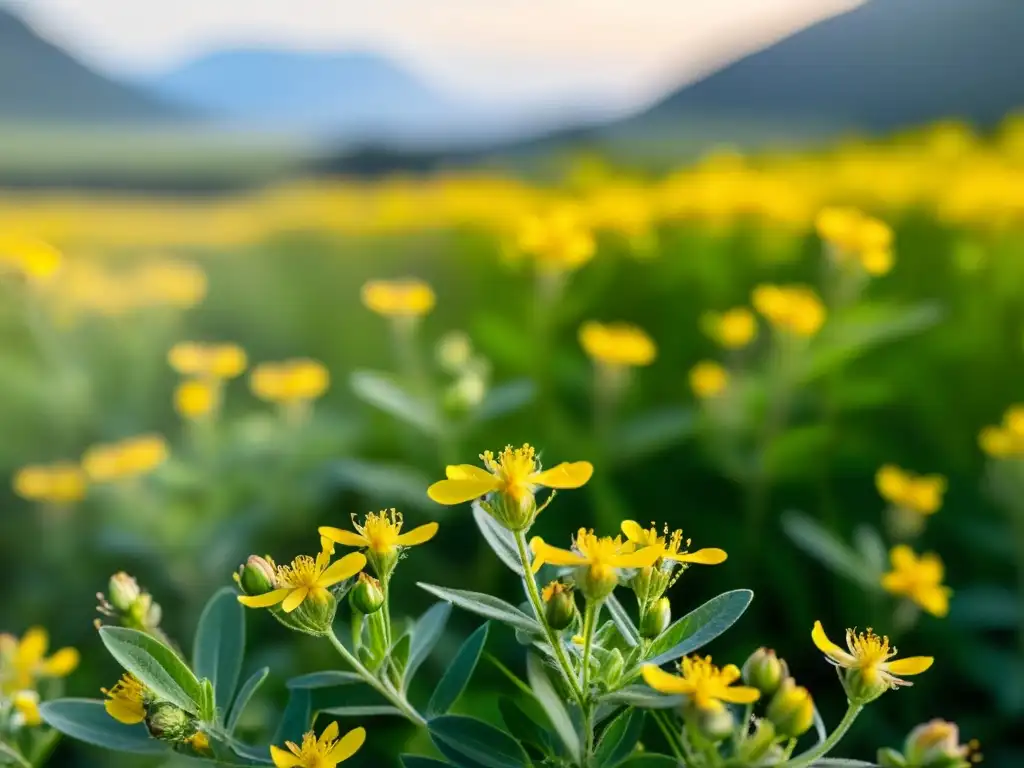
[842,665,891,705]
[485,490,538,532]
[766,678,814,738]
[687,702,735,742]
[543,582,577,631]
[108,572,142,612]
[350,573,385,615]
[742,647,785,696]
[904,720,971,768]
[237,556,277,596]
[145,702,198,744]
[600,648,624,689]
[285,587,337,637]
[877,747,909,768]
[580,564,618,602]
[640,597,671,639]
[738,718,776,763]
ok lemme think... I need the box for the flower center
[483,444,537,502]
[277,556,323,589]
[359,510,403,553]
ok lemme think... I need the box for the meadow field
[1,117,1023,767]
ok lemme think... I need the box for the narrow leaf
[39,699,168,755]
[418,583,542,635]
[599,686,683,710]
[619,757,679,767]
[640,590,753,670]
[273,689,312,747]
[594,708,645,767]
[320,705,404,717]
[193,587,245,718]
[350,370,439,435]
[428,715,530,768]
[287,671,364,689]
[99,627,203,714]
[227,667,269,734]
[472,502,524,576]
[402,756,456,768]
[782,511,878,590]
[0,741,31,768]
[606,595,640,648]
[498,697,554,756]
[427,623,490,717]
[526,653,581,762]
[406,602,452,690]
[474,379,536,421]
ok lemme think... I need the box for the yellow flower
[979,405,1024,458]
[705,308,757,349]
[12,462,87,504]
[0,235,62,283]
[168,342,248,379]
[642,656,760,712]
[815,207,864,250]
[361,278,435,317]
[189,732,211,753]
[861,247,895,276]
[175,380,219,421]
[815,208,894,275]
[529,528,661,586]
[427,444,592,511]
[102,673,147,725]
[881,546,952,618]
[271,722,365,768]
[689,361,729,399]
[751,284,826,337]
[82,435,169,483]
[811,621,933,692]
[250,359,330,404]
[0,627,79,694]
[620,521,727,566]
[579,321,657,367]
[13,690,42,726]
[516,205,596,272]
[875,465,946,516]
[237,549,366,613]
[319,509,438,556]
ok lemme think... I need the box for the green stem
[777,703,862,768]
[381,578,394,650]
[325,629,427,727]
[651,710,685,763]
[512,530,584,703]
[580,600,601,763]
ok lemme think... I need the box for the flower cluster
[169,341,248,422]
[816,206,896,276]
[978,403,1024,458]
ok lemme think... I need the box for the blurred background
[1,0,1022,765]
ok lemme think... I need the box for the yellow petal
[918,553,945,583]
[105,697,145,725]
[238,589,290,609]
[916,587,951,618]
[270,745,303,767]
[880,572,908,595]
[886,656,934,676]
[319,527,370,548]
[396,522,439,547]
[531,540,586,571]
[282,588,310,613]
[611,546,662,569]
[18,627,49,665]
[677,548,728,565]
[717,685,761,704]
[811,621,854,666]
[890,545,916,571]
[446,464,494,481]
[319,553,368,588]
[530,461,594,489]
[319,721,340,746]
[41,647,80,677]
[641,665,692,695]
[719,664,741,684]
[427,478,500,505]
[620,520,646,543]
[327,727,367,763]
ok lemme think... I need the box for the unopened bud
[580,564,618,602]
[766,678,814,738]
[350,573,385,615]
[108,572,141,612]
[842,665,891,705]
[238,556,276,596]
[145,702,197,744]
[742,647,785,697]
[543,582,578,630]
[640,597,671,639]
[688,703,735,742]
[904,720,971,768]
[739,718,776,763]
[877,747,909,768]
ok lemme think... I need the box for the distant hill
[621,0,1024,135]
[0,8,182,123]
[143,49,468,141]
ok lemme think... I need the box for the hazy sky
[14,0,862,108]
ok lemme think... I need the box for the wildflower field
[1,119,1022,768]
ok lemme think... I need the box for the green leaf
[599,686,683,710]
[406,602,452,689]
[402,756,456,768]
[594,708,644,767]
[319,705,404,718]
[474,379,536,422]
[428,715,531,768]
[287,671,363,689]
[809,761,879,767]
[272,689,312,747]
[640,589,753,669]
[427,623,490,717]
[782,511,878,590]
[227,667,269,734]
[391,633,412,681]
[330,459,435,511]
[418,583,542,635]
[472,502,524,576]
[200,678,217,722]
[229,740,276,764]
[350,370,439,435]
[618,757,679,767]
[99,627,204,714]
[526,653,581,763]
[613,406,694,465]
[193,588,245,720]
[0,741,31,768]
[853,525,888,576]
[39,699,168,755]
[605,595,640,648]
[498,697,554,756]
